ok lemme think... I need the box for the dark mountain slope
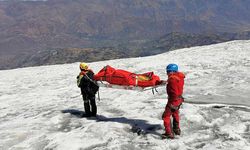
[1,0,250,69]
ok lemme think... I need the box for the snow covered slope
[0,40,250,149]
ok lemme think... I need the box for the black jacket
[77,70,99,95]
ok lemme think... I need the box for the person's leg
[172,110,181,135]
[162,107,174,139]
[82,94,91,117]
[89,95,97,116]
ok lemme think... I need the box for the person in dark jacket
[162,64,185,139]
[77,62,99,117]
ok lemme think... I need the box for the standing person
[77,62,99,117]
[162,64,185,139]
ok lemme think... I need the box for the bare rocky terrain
[1,0,250,69]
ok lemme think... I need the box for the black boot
[173,128,181,135]
[173,119,181,135]
[162,133,174,139]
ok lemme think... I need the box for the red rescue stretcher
[94,65,166,92]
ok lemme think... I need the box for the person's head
[79,62,89,71]
[166,64,178,74]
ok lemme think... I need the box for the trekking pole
[155,87,158,93]
[151,87,159,95]
[71,94,82,99]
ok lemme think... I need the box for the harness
[168,95,184,111]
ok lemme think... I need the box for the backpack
[89,81,99,95]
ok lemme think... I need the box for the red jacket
[166,72,185,106]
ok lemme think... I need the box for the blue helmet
[166,64,178,73]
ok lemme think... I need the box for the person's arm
[77,74,83,87]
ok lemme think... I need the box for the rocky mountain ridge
[1,0,250,69]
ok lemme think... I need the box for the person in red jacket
[162,64,185,139]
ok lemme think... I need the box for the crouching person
[162,64,185,139]
[77,62,99,117]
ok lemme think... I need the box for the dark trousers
[82,93,97,116]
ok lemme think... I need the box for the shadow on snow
[61,109,162,137]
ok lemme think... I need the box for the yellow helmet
[79,62,88,70]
